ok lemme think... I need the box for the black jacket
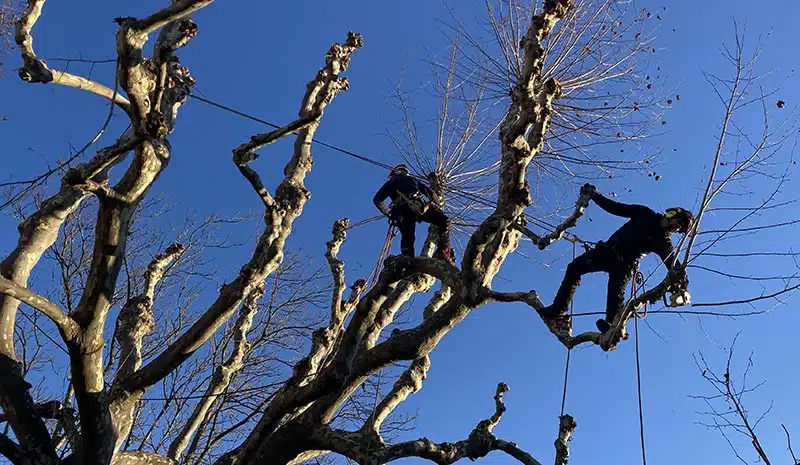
[592,192,677,269]
[373,174,432,210]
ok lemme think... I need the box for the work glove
[667,266,689,292]
[580,183,596,199]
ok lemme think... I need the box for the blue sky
[2,1,800,464]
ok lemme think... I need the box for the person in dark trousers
[540,184,693,333]
[373,164,455,264]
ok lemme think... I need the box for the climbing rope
[631,267,648,465]
[559,241,577,418]
[365,224,396,289]
[346,215,385,230]
[188,93,586,247]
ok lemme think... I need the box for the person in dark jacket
[540,184,693,333]
[373,164,455,264]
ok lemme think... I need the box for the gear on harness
[538,184,693,333]
[373,165,454,265]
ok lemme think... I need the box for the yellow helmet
[391,164,410,176]
[664,207,694,233]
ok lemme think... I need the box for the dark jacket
[591,192,677,269]
[373,174,432,211]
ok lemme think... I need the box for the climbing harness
[396,191,429,217]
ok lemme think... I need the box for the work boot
[595,319,611,333]
[435,246,456,265]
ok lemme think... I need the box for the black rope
[188,92,587,243]
[189,94,395,171]
[631,268,648,465]
[346,215,384,230]
[559,241,577,418]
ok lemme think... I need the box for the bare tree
[692,336,799,465]
[1,1,797,465]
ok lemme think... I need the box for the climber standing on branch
[539,184,693,333]
[373,164,455,264]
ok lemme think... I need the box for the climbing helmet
[391,164,410,176]
[664,207,694,233]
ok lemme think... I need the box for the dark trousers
[391,205,451,256]
[548,244,637,323]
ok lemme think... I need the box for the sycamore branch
[387,255,463,292]
[554,415,577,465]
[463,0,571,294]
[132,0,214,35]
[320,383,542,465]
[361,356,430,442]
[232,115,321,209]
[114,243,185,381]
[512,187,591,250]
[168,283,266,461]
[117,31,362,401]
[293,219,365,387]
[0,276,77,337]
[14,0,131,112]
[488,269,687,351]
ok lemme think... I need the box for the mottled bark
[226,3,576,464]
[14,0,131,113]
[311,383,543,465]
[109,244,185,451]
[360,356,430,442]
[1,0,202,463]
[167,283,265,461]
[554,414,577,465]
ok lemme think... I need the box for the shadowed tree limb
[313,383,543,465]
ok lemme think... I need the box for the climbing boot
[435,246,456,265]
[595,319,612,333]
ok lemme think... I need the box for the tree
[0,1,796,465]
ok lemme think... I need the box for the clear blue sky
[2,1,800,464]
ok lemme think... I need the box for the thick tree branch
[119,32,362,403]
[554,414,577,465]
[168,283,265,461]
[487,268,687,351]
[512,187,591,250]
[0,132,137,465]
[318,383,541,465]
[232,115,320,209]
[15,0,131,112]
[387,255,462,292]
[463,0,571,296]
[361,356,430,442]
[0,276,77,337]
[133,0,214,35]
[114,243,185,382]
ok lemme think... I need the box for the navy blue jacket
[373,174,432,209]
[592,192,677,269]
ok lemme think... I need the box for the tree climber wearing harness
[373,164,456,264]
[539,184,693,333]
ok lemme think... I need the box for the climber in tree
[373,164,455,264]
[539,184,693,333]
